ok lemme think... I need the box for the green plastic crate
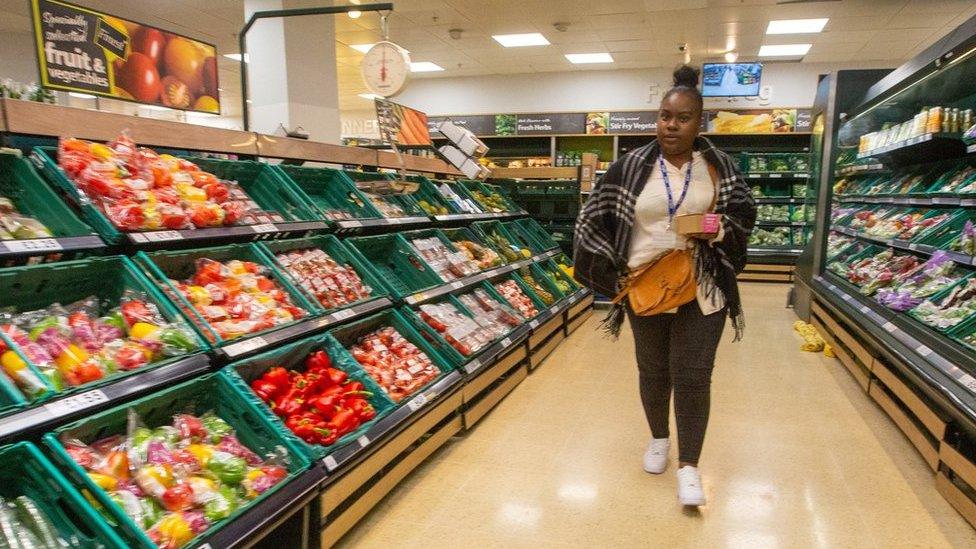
[461,181,520,213]
[274,165,383,221]
[42,374,310,549]
[948,314,976,352]
[327,309,455,401]
[0,152,101,249]
[441,226,509,268]
[513,218,559,251]
[471,220,534,263]
[187,157,323,223]
[401,174,459,215]
[345,234,445,299]
[134,243,316,347]
[517,261,567,303]
[536,258,580,296]
[0,256,208,402]
[256,235,390,315]
[341,170,426,218]
[30,146,126,245]
[220,333,395,462]
[908,277,976,332]
[916,211,975,250]
[441,181,486,214]
[0,441,127,548]
[400,228,481,281]
[492,273,549,319]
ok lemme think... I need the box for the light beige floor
[336,283,976,548]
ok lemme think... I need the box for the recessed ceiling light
[223,53,249,62]
[565,53,613,64]
[758,43,811,57]
[766,18,829,35]
[410,61,444,72]
[350,43,375,53]
[358,93,380,100]
[492,33,550,47]
[724,51,738,62]
[348,10,361,19]
[68,92,96,99]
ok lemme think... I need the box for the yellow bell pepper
[87,472,118,491]
[153,513,194,548]
[89,143,113,161]
[186,286,211,306]
[54,344,89,370]
[130,322,160,340]
[176,183,207,203]
[186,444,213,467]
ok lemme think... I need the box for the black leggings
[627,301,725,464]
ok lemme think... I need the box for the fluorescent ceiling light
[410,61,444,72]
[358,93,380,100]
[68,92,96,99]
[492,33,549,47]
[565,53,613,64]
[223,53,249,62]
[758,43,811,57]
[350,43,374,53]
[766,18,829,35]
[724,51,738,62]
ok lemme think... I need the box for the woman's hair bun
[672,65,700,88]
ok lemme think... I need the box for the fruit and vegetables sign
[30,0,220,113]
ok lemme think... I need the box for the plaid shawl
[573,136,756,340]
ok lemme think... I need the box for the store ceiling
[2,0,975,116]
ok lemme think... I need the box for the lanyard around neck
[659,154,693,229]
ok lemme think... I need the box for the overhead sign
[428,115,495,137]
[30,0,220,113]
[515,113,585,135]
[375,98,432,147]
[608,111,658,134]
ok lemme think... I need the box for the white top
[626,152,726,315]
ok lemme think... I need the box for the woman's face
[657,91,701,157]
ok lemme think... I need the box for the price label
[916,344,933,357]
[465,359,482,374]
[841,293,852,301]
[198,544,213,549]
[529,319,540,329]
[407,293,426,305]
[908,244,919,251]
[550,305,560,315]
[450,281,464,290]
[332,309,355,321]
[408,393,427,411]
[769,173,782,178]
[859,305,870,314]
[357,435,370,448]
[225,336,268,357]
[44,390,109,416]
[323,455,339,471]
[251,223,277,234]
[795,173,808,178]
[960,375,976,393]
[501,337,512,347]
[961,199,976,207]
[145,231,183,242]
[343,220,362,228]
[881,322,897,333]
[1,238,63,253]
[748,174,760,179]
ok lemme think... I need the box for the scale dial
[361,41,410,97]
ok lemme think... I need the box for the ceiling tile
[595,27,655,41]
[886,11,956,29]
[605,39,655,53]
[801,52,856,64]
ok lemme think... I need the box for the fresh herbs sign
[30,0,221,113]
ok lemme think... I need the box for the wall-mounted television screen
[702,63,763,97]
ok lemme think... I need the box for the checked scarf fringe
[576,137,756,341]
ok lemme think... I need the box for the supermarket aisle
[337,284,976,548]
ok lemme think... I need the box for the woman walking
[573,66,756,506]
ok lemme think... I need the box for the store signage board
[30,0,220,114]
[515,113,586,135]
[607,111,658,134]
[428,115,495,137]
[375,98,432,147]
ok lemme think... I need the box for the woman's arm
[715,162,757,274]
[573,162,624,296]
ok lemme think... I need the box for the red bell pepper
[305,350,331,372]
[324,367,348,386]
[328,408,358,437]
[251,379,279,401]
[272,388,305,417]
[262,367,290,391]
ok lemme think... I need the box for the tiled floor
[335,283,976,548]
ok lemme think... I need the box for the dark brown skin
[657,91,701,170]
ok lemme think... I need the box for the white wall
[386,61,895,117]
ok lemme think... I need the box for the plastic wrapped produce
[453,240,503,270]
[911,279,976,329]
[757,204,789,222]
[494,279,540,318]
[61,410,287,549]
[748,227,790,247]
[0,495,79,548]
[827,233,854,258]
[456,288,524,330]
[951,220,976,256]
[409,237,479,281]
[170,258,307,341]
[0,197,53,240]
[876,252,963,311]
[418,301,500,356]
[847,250,921,296]
[0,292,198,398]
[274,248,372,310]
[57,133,274,232]
[348,327,439,402]
[518,269,556,305]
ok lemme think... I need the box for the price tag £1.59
[44,390,109,416]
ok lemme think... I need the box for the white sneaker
[642,438,670,474]
[677,465,706,506]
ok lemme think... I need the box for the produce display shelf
[0,235,105,259]
[123,220,329,250]
[748,248,804,258]
[814,274,976,430]
[856,132,967,164]
[836,195,976,207]
[755,197,806,204]
[217,297,394,362]
[744,172,810,179]
[320,371,464,473]
[433,212,496,223]
[461,324,532,376]
[0,353,210,442]
[829,225,976,266]
[198,465,327,549]
[333,216,432,234]
[756,221,811,227]
[402,249,561,306]
[836,163,886,177]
